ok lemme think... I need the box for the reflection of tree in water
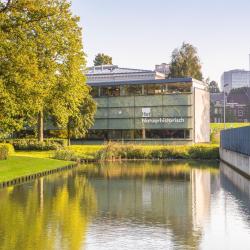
[81,161,219,250]
[0,173,96,250]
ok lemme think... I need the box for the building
[85,65,210,144]
[221,69,250,93]
[86,65,165,83]
[155,63,170,77]
[210,88,250,123]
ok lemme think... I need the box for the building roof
[227,87,250,105]
[210,93,224,104]
[88,77,198,86]
[86,65,154,76]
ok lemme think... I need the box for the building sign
[142,108,151,117]
[141,108,185,124]
[142,117,185,124]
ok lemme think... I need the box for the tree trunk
[38,111,44,142]
[67,121,71,146]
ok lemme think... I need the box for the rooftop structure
[86,65,165,83]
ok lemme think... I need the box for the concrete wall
[220,148,250,178]
[194,88,210,143]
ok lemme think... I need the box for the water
[0,161,249,250]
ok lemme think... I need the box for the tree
[0,0,96,141]
[209,81,220,93]
[169,42,203,80]
[93,53,112,66]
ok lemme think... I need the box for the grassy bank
[54,143,219,161]
[0,156,73,183]
[211,123,250,144]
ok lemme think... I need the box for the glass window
[100,86,120,97]
[87,130,108,140]
[124,85,143,96]
[165,83,192,93]
[145,129,188,139]
[90,87,99,97]
[145,84,162,95]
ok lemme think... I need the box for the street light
[223,83,229,129]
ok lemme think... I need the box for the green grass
[0,156,73,183]
[211,122,250,144]
[13,150,55,158]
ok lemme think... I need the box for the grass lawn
[0,156,73,183]
[211,122,250,144]
[13,150,55,158]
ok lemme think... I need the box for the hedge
[0,139,67,151]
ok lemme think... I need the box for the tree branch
[0,0,12,13]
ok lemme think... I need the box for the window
[124,85,143,95]
[145,84,162,95]
[100,86,120,97]
[90,87,99,97]
[166,83,192,93]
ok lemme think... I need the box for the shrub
[0,144,9,160]
[188,145,219,159]
[0,139,66,151]
[0,143,15,155]
[53,150,78,161]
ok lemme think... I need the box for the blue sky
[71,0,250,83]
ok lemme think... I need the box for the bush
[0,144,10,160]
[0,143,15,155]
[0,139,66,151]
[53,150,78,161]
[188,145,219,159]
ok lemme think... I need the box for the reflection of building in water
[88,165,219,249]
[191,169,211,230]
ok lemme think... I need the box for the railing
[220,126,250,156]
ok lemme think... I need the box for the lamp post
[223,84,229,129]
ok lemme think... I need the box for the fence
[220,126,250,156]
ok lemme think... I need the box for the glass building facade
[86,78,210,144]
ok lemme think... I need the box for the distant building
[86,65,165,83]
[221,69,250,93]
[210,88,250,123]
[155,63,170,77]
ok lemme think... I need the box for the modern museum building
[85,65,210,144]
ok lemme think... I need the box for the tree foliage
[93,53,112,66]
[0,0,96,140]
[169,42,203,80]
[209,81,220,93]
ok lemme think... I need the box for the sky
[71,0,250,83]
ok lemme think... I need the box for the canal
[0,161,249,250]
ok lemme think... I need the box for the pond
[0,161,249,250]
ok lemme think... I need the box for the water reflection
[0,172,96,250]
[0,161,249,250]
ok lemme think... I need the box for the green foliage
[70,143,219,161]
[0,144,9,160]
[0,139,66,151]
[209,81,220,93]
[93,53,113,66]
[53,150,78,161]
[0,143,14,155]
[0,0,96,140]
[169,42,203,80]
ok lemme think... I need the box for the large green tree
[93,53,112,66]
[0,0,96,141]
[169,42,203,80]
